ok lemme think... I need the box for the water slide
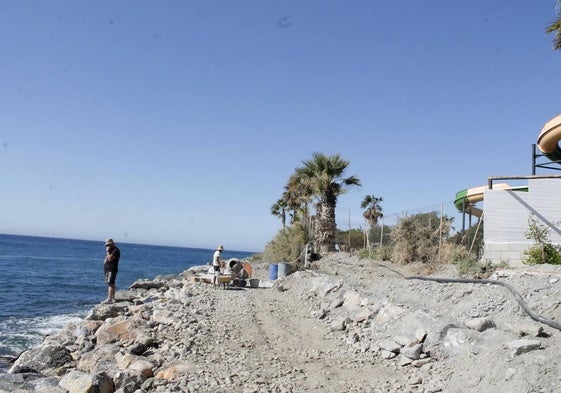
[537,114,561,163]
[454,115,561,217]
[454,183,513,217]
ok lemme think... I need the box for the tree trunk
[315,200,337,254]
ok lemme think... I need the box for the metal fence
[336,200,467,235]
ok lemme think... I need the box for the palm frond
[546,18,561,50]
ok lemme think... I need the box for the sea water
[0,234,253,370]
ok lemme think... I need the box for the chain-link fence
[336,200,468,236]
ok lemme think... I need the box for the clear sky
[1,1,561,252]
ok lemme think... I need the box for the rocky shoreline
[2,253,561,392]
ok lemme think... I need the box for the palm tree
[546,1,561,50]
[361,195,383,249]
[361,195,383,227]
[292,152,361,253]
[271,175,314,231]
[285,174,313,227]
[270,199,287,229]
[546,18,561,50]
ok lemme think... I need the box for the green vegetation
[546,4,561,51]
[263,224,310,264]
[449,221,484,260]
[267,153,560,275]
[267,154,482,270]
[292,153,361,253]
[360,195,383,249]
[357,244,392,261]
[523,214,561,265]
[336,229,364,250]
[390,211,454,264]
[269,152,361,258]
[449,248,504,277]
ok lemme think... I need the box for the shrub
[391,211,453,264]
[523,214,561,265]
[449,220,484,259]
[263,224,310,264]
[371,245,393,261]
[524,244,561,265]
[356,245,393,261]
[336,229,365,251]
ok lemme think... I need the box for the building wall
[483,179,561,267]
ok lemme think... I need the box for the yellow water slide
[455,115,561,216]
[537,114,561,163]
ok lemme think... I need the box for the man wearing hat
[103,238,121,303]
[212,245,224,287]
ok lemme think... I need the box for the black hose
[380,264,561,331]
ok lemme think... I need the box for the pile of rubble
[2,254,561,392]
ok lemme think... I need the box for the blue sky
[1,1,560,252]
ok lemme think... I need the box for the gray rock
[397,354,413,366]
[353,308,373,323]
[28,376,68,392]
[129,279,168,290]
[465,317,496,332]
[329,297,344,309]
[86,304,123,321]
[9,345,73,375]
[153,274,179,281]
[114,370,145,393]
[378,339,401,353]
[507,339,542,356]
[76,344,121,374]
[380,349,397,359]
[330,316,350,331]
[311,308,327,320]
[394,335,418,347]
[400,343,423,360]
[0,372,52,392]
[58,370,113,393]
[414,328,428,343]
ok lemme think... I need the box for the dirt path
[205,282,410,393]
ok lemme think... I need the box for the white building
[484,177,561,266]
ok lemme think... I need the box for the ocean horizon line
[0,232,259,255]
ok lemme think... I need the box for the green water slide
[455,115,561,217]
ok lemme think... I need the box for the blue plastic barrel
[269,264,278,280]
[278,262,288,278]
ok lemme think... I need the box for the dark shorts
[105,271,117,285]
[213,265,221,272]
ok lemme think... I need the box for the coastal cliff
[2,253,561,393]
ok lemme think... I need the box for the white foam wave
[0,313,85,357]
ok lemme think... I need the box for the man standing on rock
[103,238,120,303]
[212,245,224,287]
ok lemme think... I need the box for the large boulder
[129,279,168,290]
[9,345,73,376]
[0,372,65,393]
[76,344,121,374]
[113,370,145,392]
[58,370,113,393]
[95,317,149,346]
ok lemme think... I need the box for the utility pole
[380,216,384,246]
[348,209,351,250]
[439,203,443,261]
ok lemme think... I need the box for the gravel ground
[5,252,561,393]
[211,253,561,393]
